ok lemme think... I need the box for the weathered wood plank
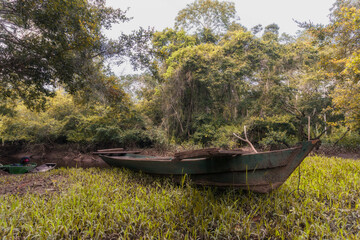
[217,150,244,155]
[173,148,219,161]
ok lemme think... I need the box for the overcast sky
[104,0,336,74]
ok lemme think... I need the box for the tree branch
[333,127,350,147]
[233,126,258,153]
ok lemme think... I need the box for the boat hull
[0,163,37,174]
[30,163,57,173]
[100,140,320,193]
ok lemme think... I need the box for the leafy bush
[193,124,217,146]
[119,129,151,148]
[244,115,298,149]
[0,106,63,143]
[211,125,242,149]
[0,91,156,147]
[259,130,297,150]
[119,127,168,148]
[93,127,122,146]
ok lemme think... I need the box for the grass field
[1,155,359,239]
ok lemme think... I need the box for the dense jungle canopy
[0,0,359,149]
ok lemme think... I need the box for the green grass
[1,155,359,239]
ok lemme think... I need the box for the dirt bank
[315,145,360,160]
[0,144,108,168]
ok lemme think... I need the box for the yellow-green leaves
[331,81,360,129]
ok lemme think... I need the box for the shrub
[193,124,217,146]
[244,115,298,149]
[118,128,168,148]
[93,127,122,146]
[211,125,242,149]
[259,130,297,150]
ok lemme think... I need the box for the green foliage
[120,0,360,149]
[151,29,266,140]
[193,124,217,146]
[259,130,291,150]
[0,104,63,143]
[331,81,360,130]
[0,91,166,148]
[2,0,360,149]
[119,129,152,148]
[92,127,122,145]
[244,115,298,149]
[0,0,150,109]
[305,0,360,130]
[152,29,197,63]
[139,9,335,146]
[211,125,242,148]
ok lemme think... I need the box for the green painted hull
[0,163,37,174]
[100,140,320,193]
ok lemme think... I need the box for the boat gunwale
[100,145,303,162]
[241,146,301,156]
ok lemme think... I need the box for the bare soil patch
[0,173,66,196]
[0,169,10,176]
[315,145,360,160]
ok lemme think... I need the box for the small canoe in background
[99,140,320,193]
[0,163,37,174]
[30,163,57,173]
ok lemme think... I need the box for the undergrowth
[0,156,359,239]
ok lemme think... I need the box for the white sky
[104,0,336,74]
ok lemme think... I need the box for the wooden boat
[0,163,37,174]
[30,163,57,173]
[99,140,320,193]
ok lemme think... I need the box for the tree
[175,0,238,42]
[326,1,360,130]
[133,0,335,146]
[305,0,360,130]
[145,29,263,140]
[332,81,360,129]
[0,0,148,110]
[149,28,197,80]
